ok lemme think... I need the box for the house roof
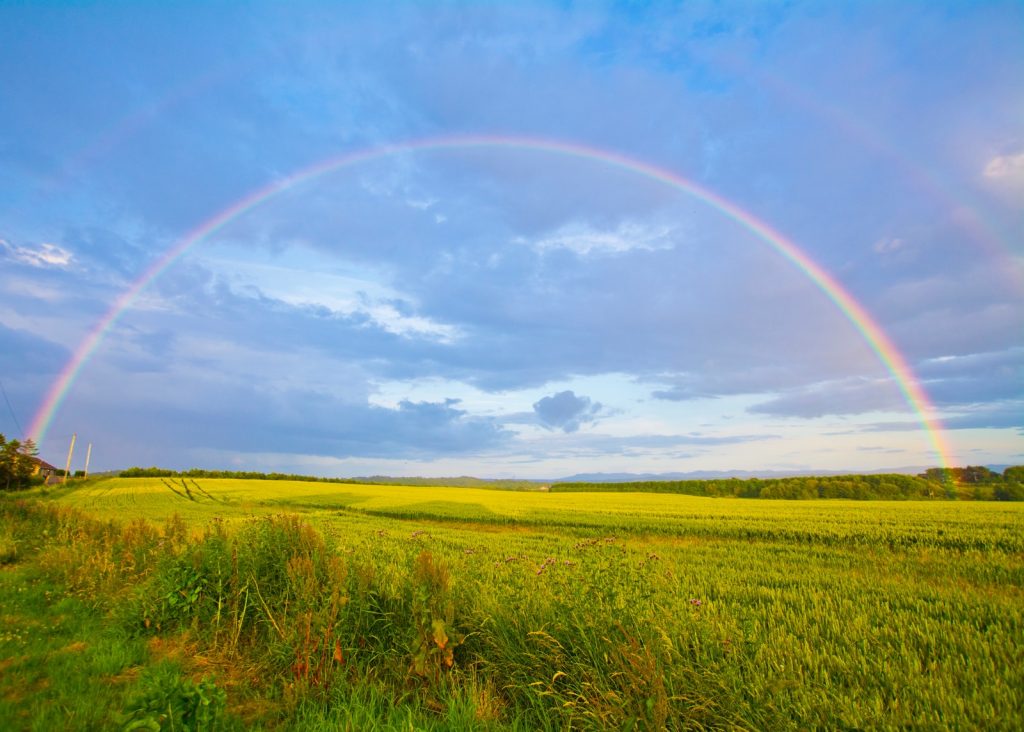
[31,456,59,472]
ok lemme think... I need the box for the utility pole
[83,443,92,479]
[63,433,76,484]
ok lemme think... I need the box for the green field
[2,477,1022,730]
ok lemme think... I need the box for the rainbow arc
[28,135,953,469]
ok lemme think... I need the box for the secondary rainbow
[750,65,1024,295]
[27,134,953,468]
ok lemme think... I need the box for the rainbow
[27,135,953,468]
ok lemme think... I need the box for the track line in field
[88,481,116,506]
[189,479,225,503]
[160,478,193,502]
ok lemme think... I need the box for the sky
[1,1,1021,479]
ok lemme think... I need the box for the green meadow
[2,477,1022,730]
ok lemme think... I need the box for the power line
[0,380,24,438]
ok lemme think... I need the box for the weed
[0,526,16,564]
[409,550,464,680]
[118,662,228,731]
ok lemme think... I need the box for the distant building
[31,457,61,484]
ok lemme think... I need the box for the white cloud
[983,151,1024,181]
[521,220,677,256]
[199,251,461,343]
[406,196,438,211]
[358,300,462,343]
[873,237,905,255]
[1,239,73,268]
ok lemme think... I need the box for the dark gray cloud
[918,349,1024,408]
[942,405,1023,431]
[512,431,780,462]
[61,227,157,279]
[0,323,69,376]
[742,345,1023,421]
[58,379,511,467]
[533,390,603,433]
[865,401,1023,433]
[748,378,905,419]
[0,324,69,438]
[654,345,1023,421]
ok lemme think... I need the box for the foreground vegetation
[2,477,1022,729]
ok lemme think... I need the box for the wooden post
[63,433,76,484]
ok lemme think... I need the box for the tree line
[551,467,1024,501]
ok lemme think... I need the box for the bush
[995,483,1024,501]
[118,662,229,731]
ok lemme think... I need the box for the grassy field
[2,477,1022,729]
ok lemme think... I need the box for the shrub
[118,662,228,731]
[409,550,464,679]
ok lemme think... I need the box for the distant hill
[353,475,546,490]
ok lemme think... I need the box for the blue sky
[1,1,1021,478]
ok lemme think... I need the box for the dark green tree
[0,434,38,490]
[1003,466,1024,484]
[996,466,1024,501]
